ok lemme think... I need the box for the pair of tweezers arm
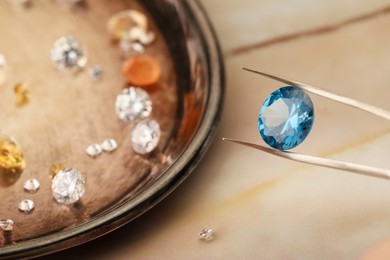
[223,68,390,180]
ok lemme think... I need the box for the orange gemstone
[122,54,161,87]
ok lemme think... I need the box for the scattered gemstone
[101,139,118,153]
[199,228,214,241]
[131,119,161,154]
[119,41,145,58]
[122,54,161,86]
[50,163,65,180]
[51,36,87,71]
[18,199,34,214]
[23,178,40,193]
[108,10,148,41]
[0,219,14,231]
[258,86,314,151]
[115,87,152,121]
[14,83,31,107]
[88,64,103,81]
[85,144,102,158]
[0,133,25,188]
[51,168,86,205]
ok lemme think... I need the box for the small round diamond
[23,178,40,193]
[101,139,118,153]
[131,119,160,154]
[86,144,102,158]
[88,64,103,81]
[258,86,314,150]
[51,168,85,205]
[199,228,214,241]
[0,219,14,231]
[115,87,152,121]
[18,199,34,213]
[51,36,87,71]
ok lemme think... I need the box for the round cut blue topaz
[258,86,314,150]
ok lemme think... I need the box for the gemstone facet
[51,36,87,71]
[88,64,103,81]
[101,139,118,153]
[85,144,102,158]
[0,219,14,231]
[23,178,40,193]
[199,228,214,241]
[115,87,152,121]
[18,199,34,213]
[51,168,85,205]
[131,119,160,154]
[258,86,314,150]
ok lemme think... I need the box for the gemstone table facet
[258,86,314,150]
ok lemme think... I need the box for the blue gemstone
[258,86,314,150]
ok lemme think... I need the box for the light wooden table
[53,1,390,259]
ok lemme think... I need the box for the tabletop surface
[51,0,390,259]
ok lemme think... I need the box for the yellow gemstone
[107,10,148,41]
[0,133,25,187]
[50,163,65,180]
[14,82,31,107]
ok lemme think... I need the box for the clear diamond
[131,119,160,154]
[51,36,87,71]
[101,139,118,153]
[23,178,40,193]
[88,64,103,81]
[0,219,14,231]
[51,168,85,205]
[85,144,102,158]
[115,87,152,121]
[199,228,214,241]
[258,86,314,150]
[18,199,34,213]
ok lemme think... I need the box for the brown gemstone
[122,54,161,87]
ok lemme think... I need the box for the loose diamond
[88,64,103,81]
[18,199,34,213]
[51,36,87,71]
[199,228,214,241]
[131,119,160,154]
[0,133,25,187]
[51,168,85,205]
[258,86,314,150]
[23,178,40,193]
[0,219,14,231]
[14,82,31,107]
[86,144,102,158]
[115,87,152,121]
[101,139,118,153]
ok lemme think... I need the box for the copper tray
[0,0,224,258]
